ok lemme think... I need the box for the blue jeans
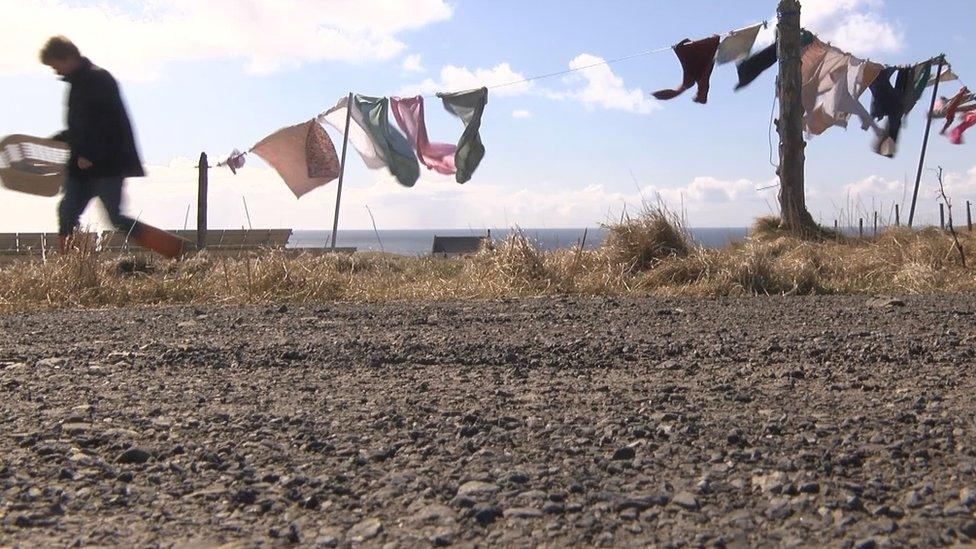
[58,176,140,237]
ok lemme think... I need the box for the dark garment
[437,87,488,184]
[653,36,720,103]
[58,175,139,237]
[869,62,932,157]
[735,30,815,90]
[55,58,144,179]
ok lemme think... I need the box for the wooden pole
[859,218,863,238]
[940,203,945,230]
[776,0,814,234]
[331,92,354,251]
[895,204,900,227]
[967,200,972,231]
[908,56,945,228]
[197,152,208,250]
[873,211,878,236]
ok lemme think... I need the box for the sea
[288,227,750,256]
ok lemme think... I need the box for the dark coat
[56,58,144,178]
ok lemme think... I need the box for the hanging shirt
[715,23,763,65]
[252,120,340,198]
[949,112,976,145]
[321,94,420,187]
[437,87,488,184]
[801,38,882,136]
[735,30,815,90]
[932,87,975,134]
[653,36,720,103]
[869,62,932,157]
[390,95,457,176]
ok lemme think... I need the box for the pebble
[503,507,543,519]
[457,481,499,498]
[347,518,382,543]
[671,491,699,511]
[612,446,636,461]
[116,448,152,465]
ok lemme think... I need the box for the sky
[0,0,974,232]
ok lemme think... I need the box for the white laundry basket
[0,134,70,197]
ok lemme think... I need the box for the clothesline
[215,19,971,182]
[420,20,770,99]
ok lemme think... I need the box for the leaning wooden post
[908,56,945,228]
[197,152,208,250]
[776,0,814,234]
[331,92,354,251]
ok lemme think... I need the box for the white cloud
[556,54,658,115]
[398,63,530,98]
[1,0,453,80]
[845,174,902,197]
[755,0,903,55]
[511,109,533,119]
[401,54,424,73]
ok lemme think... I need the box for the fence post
[197,152,208,250]
[940,203,945,230]
[895,204,900,227]
[967,200,972,231]
[873,211,878,236]
[859,218,863,238]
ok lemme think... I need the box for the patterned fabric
[306,122,340,179]
[252,120,339,198]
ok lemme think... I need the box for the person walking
[41,35,183,257]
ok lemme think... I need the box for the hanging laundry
[869,61,932,157]
[252,120,340,198]
[653,36,720,103]
[949,112,976,145]
[321,95,386,170]
[437,87,488,184]
[715,23,763,65]
[932,87,975,134]
[801,38,882,136]
[222,149,246,175]
[321,94,420,187]
[390,95,457,176]
[927,65,958,87]
[735,30,815,90]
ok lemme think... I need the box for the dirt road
[1,295,975,546]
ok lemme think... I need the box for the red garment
[652,36,721,104]
[949,112,976,145]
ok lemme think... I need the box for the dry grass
[1,210,974,311]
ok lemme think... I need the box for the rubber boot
[131,223,188,259]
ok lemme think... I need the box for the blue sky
[0,0,974,232]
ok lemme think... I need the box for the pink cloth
[949,112,976,145]
[390,96,456,175]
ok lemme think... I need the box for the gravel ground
[1,295,975,547]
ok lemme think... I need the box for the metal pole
[331,92,354,251]
[908,56,945,228]
[197,152,208,250]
